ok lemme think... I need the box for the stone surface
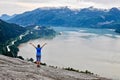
[0,55,111,80]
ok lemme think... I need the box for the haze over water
[18,27,120,80]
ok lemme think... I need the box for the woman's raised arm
[29,43,36,48]
[41,43,47,48]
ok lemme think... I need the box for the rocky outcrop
[0,55,111,80]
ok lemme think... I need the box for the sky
[0,0,120,15]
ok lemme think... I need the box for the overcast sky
[0,0,120,15]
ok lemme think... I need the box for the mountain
[0,19,26,57]
[0,19,26,43]
[0,14,16,21]
[8,7,120,29]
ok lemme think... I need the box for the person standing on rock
[29,42,47,67]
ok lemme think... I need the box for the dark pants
[36,55,41,61]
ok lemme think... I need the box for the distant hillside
[8,7,120,29]
[15,25,56,47]
[0,19,26,43]
[0,14,16,21]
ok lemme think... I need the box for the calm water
[18,27,120,80]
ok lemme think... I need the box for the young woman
[29,42,47,67]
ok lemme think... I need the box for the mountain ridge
[7,7,120,28]
[0,14,17,21]
[0,19,26,43]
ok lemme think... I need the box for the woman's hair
[37,44,40,48]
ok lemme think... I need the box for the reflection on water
[18,27,120,80]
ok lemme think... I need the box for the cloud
[20,0,50,3]
[16,0,120,9]
[0,0,120,15]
